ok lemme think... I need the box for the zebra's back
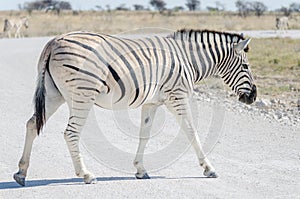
[49,31,189,110]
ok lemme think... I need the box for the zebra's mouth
[238,84,257,105]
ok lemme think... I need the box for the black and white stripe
[14,29,256,186]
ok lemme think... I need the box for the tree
[251,1,267,17]
[95,5,102,10]
[149,0,166,12]
[289,2,300,12]
[207,6,218,12]
[173,6,185,12]
[23,0,72,11]
[186,0,200,11]
[115,4,130,11]
[279,6,292,16]
[58,1,72,10]
[235,0,252,17]
[133,4,145,11]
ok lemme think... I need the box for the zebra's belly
[94,88,165,110]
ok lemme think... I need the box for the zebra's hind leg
[166,98,218,178]
[13,115,37,186]
[14,90,65,186]
[64,102,96,184]
[7,31,11,38]
[134,104,158,179]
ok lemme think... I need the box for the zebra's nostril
[239,90,256,104]
[251,84,257,100]
[252,84,257,91]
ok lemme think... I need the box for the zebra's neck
[168,29,245,83]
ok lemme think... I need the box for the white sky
[0,0,296,11]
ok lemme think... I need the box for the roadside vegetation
[249,38,300,98]
[0,10,300,37]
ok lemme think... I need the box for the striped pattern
[14,29,256,186]
[3,17,29,38]
[276,16,289,32]
[49,30,253,108]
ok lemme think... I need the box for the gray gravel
[194,82,300,128]
[0,36,299,199]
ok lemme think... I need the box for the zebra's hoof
[135,172,150,179]
[83,174,97,184]
[13,172,26,186]
[203,170,218,178]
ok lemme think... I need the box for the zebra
[3,17,29,38]
[275,16,289,32]
[13,29,257,186]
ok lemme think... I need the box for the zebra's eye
[242,64,249,70]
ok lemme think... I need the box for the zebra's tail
[34,39,55,135]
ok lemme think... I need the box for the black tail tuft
[34,53,51,135]
[34,78,46,135]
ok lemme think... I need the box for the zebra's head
[22,17,29,29]
[221,38,257,105]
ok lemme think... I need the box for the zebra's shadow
[0,176,165,189]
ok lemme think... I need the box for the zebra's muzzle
[238,84,257,105]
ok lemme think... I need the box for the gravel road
[0,35,299,199]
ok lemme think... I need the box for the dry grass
[0,10,300,37]
[249,38,300,98]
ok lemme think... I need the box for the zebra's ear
[234,38,251,53]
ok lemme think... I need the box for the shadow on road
[0,176,166,189]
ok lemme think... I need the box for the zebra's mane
[168,29,249,52]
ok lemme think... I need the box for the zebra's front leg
[134,104,158,179]
[166,98,218,178]
[64,105,96,184]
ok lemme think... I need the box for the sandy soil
[0,36,299,199]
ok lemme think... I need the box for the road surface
[0,35,299,198]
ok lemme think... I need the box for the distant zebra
[14,29,257,186]
[3,17,29,38]
[276,16,289,32]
